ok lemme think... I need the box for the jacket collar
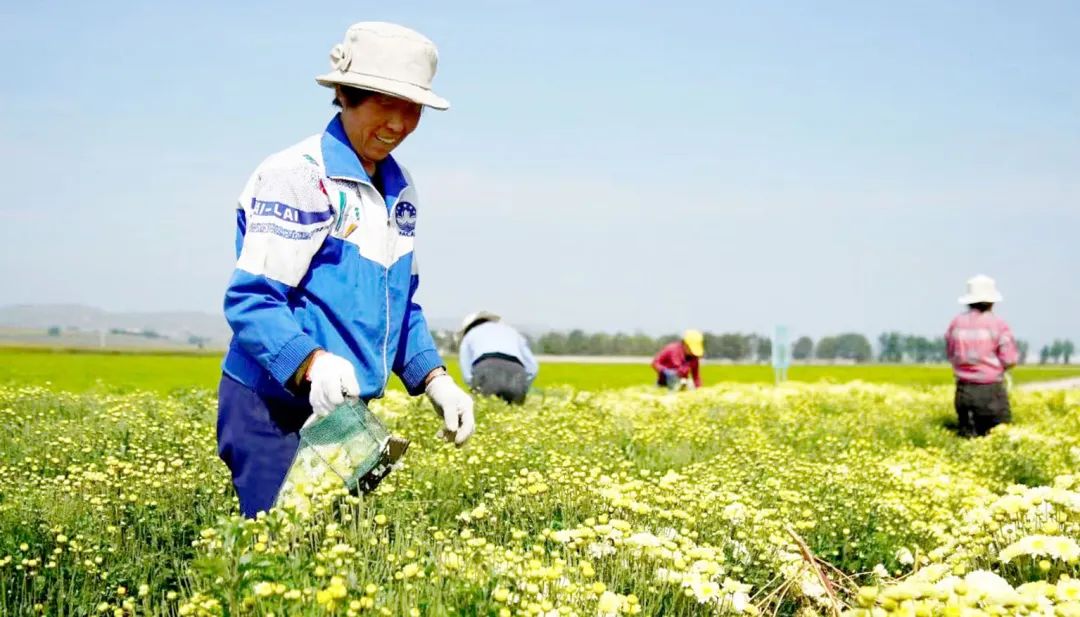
[320,114,409,203]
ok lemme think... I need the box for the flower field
[2,379,1079,616]
[3,347,1080,394]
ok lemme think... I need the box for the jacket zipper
[381,214,392,396]
[382,196,400,396]
[348,182,396,398]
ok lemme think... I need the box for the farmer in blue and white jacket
[218,22,475,518]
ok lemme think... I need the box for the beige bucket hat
[958,274,1004,304]
[460,311,501,336]
[316,21,450,110]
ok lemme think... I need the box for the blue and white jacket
[222,114,443,401]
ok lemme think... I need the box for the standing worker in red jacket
[946,275,1019,437]
[652,330,705,390]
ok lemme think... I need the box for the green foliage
[2,348,1080,394]
[792,336,814,361]
[816,333,873,362]
[2,382,1078,615]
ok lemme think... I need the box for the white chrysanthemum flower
[587,542,615,559]
[1059,578,1080,603]
[689,578,720,603]
[964,570,1013,598]
[626,532,661,548]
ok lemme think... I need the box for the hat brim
[958,292,1003,304]
[686,342,704,357]
[459,313,501,336]
[316,71,450,110]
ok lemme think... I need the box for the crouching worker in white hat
[945,275,1019,437]
[458,312,539,405]
[217,22,474,518]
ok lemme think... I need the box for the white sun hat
[316,22,450,110]
[958,274,1004,304]
[460,311,501,335]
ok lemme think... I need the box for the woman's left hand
[425,375,476,446]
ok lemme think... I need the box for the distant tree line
[877,332,948,363]
[434,329,872,363]
[1040,340,1075,365]
[524,331,877,363]
[431,328,1075,365]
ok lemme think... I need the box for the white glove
[425,374,475,446]
[305,352,360,425]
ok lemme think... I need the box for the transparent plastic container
[298,400,392,491]
[274,400,409,512]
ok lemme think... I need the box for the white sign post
[772,325,791,384]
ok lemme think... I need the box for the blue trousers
[656,369,680,390]
[217,373,310,518]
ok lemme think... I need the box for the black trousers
[955,381,1011,437]
[472,356,529,405]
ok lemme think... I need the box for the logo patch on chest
[394,201,417,237]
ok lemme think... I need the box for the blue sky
[1,1,1077,346]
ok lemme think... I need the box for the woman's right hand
[305,351,361,423]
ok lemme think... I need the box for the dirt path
[1019,376,1080,391]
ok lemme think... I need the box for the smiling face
[336,87,422,176]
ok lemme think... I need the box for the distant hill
[425,317,548,337]
[0,304,548,348]
[0,304,232,347]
